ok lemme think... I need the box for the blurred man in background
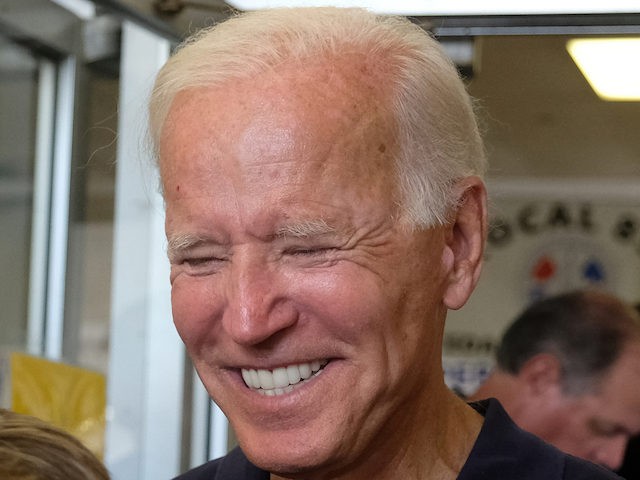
[471,290,640,470]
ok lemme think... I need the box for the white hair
[149,7,486,228]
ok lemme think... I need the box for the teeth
[298,363,312,379]
[242,361,327,396]
[272,367,289,388]
[257,369,274,389]
[249,369,259,387]
[286,365,301,384]
[241,369,252,386]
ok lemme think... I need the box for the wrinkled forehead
[160,51,396,139]
[159,53,400,195]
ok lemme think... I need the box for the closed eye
[176,255,228,276]
[286,246,337,256]
[588,419,629,438]
[184,256,223,266]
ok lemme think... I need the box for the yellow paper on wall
[9,352,106,458]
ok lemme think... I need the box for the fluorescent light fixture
[225,0,640,16]
[567,38,640,101]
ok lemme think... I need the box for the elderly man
[149,7,620,479]
[470,290,640,471]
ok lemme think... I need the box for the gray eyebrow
[275,219,336,238]
[166,219,337,260]
[166,233,208,260]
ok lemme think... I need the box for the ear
[518,353,564,396]
[443,176,488,310]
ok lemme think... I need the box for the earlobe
[443,176,487,310]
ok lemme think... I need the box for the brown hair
[496,289,640,395]
[0,409,110,480]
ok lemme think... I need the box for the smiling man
[149,7,621,480]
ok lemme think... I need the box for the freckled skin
[160,54,486,480]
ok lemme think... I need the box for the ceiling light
[567,38,640,101]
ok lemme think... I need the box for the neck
[271,388,483,480]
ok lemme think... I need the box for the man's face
[537,342,640,470]
[160,58,455,476]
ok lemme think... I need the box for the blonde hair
[0,409,110,480]
[149,7,486,227]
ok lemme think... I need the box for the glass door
[0,33,53,353]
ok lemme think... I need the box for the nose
[593,436,628,471]
[222,254,297,346]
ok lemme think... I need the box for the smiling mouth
[241,360,329,396]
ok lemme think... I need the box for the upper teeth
[242,360,327,396]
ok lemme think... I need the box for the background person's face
[160,58,454,477]
[536,342,640,470]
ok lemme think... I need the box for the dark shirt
[174,447,268,480]
[616,434,640,479]
[458,399,620,479]
[174,399,621,479]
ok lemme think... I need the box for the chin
[238,427,341,477]
[244,447,328,478]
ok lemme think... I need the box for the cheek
[171,278,221,348]
[293,267,436,389]
[553,410,596,448]
[290,267,392,341]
